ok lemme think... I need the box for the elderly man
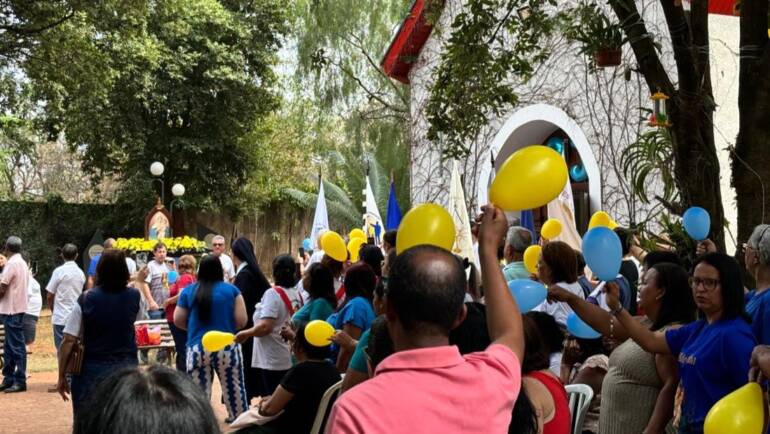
[502,226,533,282]
[0,236,30,393]
[212,235,235,282]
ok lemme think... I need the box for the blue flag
[386,181,402,231]
[520,209,538,243]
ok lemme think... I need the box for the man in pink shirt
[326,205,525,434]
[0,236,30,393]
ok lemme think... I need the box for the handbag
[64,303,85,376]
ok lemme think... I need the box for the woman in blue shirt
[175,255,249,422]
[744,224,770,345]
[604,252,756,434]
[327,263,376,372]
[292,263,337,325]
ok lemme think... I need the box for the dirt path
[0,369,230,433]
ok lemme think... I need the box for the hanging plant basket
[594,48,622,67]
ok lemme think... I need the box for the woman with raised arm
[600,253,755,434]
[549,262,696,433]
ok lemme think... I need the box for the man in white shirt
[46,243,86,353]
[212,235,235,282]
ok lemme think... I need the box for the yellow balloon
[489,146,568,211]
[523,245,542,274]
[305,320,335,347]
[396,204,456,254]
[201,331,235,352]
[588,211,613,229]
[320,231,348,262]
[608,220,619,230]
[705,383,764,434]
[349,228,366,241]
[347,237,366,262]
[541,219,562,240]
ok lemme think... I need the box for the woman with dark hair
[292,263,336,325]
[174,255,249,422]
[236,254,301,397]
[231,237,272,400]
[320,254,345,301]
[549,262,696,433]
[534,241,585,326]
[326,263,376,372]
[604,253,755,433]
[56,249,141,418]
[75,365,219,434]
[510,314,570,434]
[234,323,341,434]
[359,244,384,278]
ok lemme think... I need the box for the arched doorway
[476,104,601,233]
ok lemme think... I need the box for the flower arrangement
[114,236,208,254]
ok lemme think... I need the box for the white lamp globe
[172,183,185,197]
[150,162,164,177]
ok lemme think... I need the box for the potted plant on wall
[564,2,625,67]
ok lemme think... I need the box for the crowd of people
[1,207,770,434]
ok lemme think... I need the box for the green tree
[290,0,412,211]
[18,0,287,214]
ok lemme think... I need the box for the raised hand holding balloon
[488,145,568,211]
[683,206,711,241]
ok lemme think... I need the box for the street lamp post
[150,161,165,206]
[170,183,185,218]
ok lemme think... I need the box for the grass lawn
[27,309,59,373]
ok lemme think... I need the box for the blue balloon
[546,137,565,155]
[683,207,710,241]
[507,279,547,313]
[566,312,601,339]
[582,227,622,281]
[569,164,588,182]
[302,238,312,251]
[168,270,179,284]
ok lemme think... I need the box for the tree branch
[342,32,410,108]
[658,0,698,92]
[330,59,409,114]
[0,10,75,35]
[608,0,673,94]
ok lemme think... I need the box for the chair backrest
[565,383,594,434]
[309,379,344,434]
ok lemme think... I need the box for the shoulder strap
[273,286,295,315]
[335,284,346,302]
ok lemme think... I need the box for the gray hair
[505,226,533,253]
[212,235,225,243]
[5,236,21,253]
[103,238,116,249]
[749,224,770,266]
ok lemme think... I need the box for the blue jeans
[53,324,65,353]
[71,358,137,419]
[0,313,27,387]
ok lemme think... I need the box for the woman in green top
[292,263,337,325]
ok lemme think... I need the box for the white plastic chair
[309,379,344,434]
[565,384,594,434]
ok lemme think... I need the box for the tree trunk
[733,0,770,264]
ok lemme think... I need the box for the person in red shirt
[165,254,196,371]
[326,205,525,434]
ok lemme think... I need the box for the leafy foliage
[635,213,697,271]
[621,128,678,205]
[563,1,625,56]
[17,0,287,213]
[426,0,559,158]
